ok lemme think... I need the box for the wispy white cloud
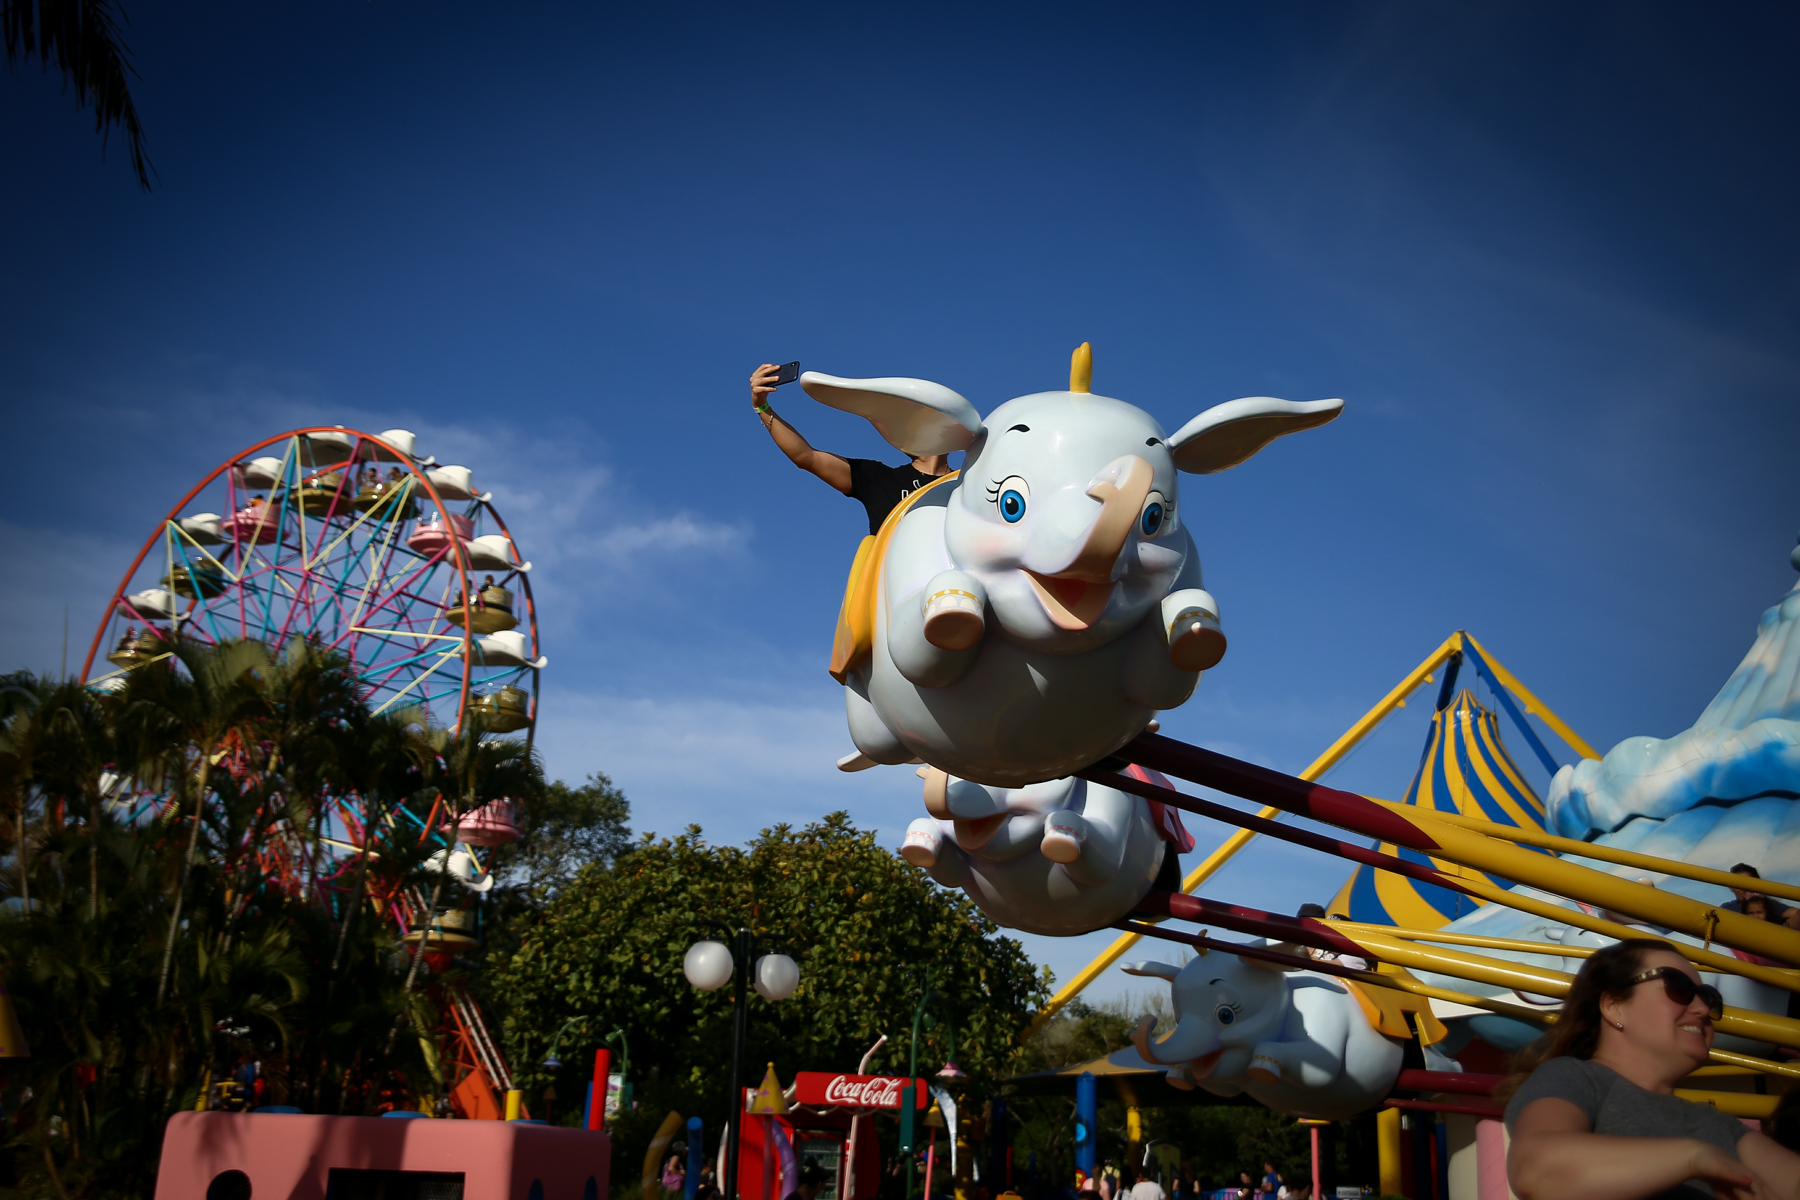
[0,518,144,679]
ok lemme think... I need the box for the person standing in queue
[749,362,955,535]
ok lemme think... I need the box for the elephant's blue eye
[990,475,1029,523]
[1216,1005,1235,1025]
[1140,491,1169,537]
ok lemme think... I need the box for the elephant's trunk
[1133,1013,1224,1079]
[1057,455,1154,584]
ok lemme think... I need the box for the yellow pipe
[1427,865,1800,991]
[1334,920,1599,961]
[1333,918,1793,987]
[1331,958,1800,1082]
[1026,636,1464,1035]
[1671,1090,1777,1120]
[1342,926,1800,1049]
[1363,798,1800,969]
[1384,796,1800,905]
[1460,633,1601,761]
[504,1089,523,1120]
[1377,1108,1402,1195]
[1707,1047,1800,1081]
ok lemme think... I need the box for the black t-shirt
[846,458,948,536]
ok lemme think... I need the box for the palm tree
[117,637,271,1005]
[381,716,543,1060]
[3,0,154,189]
[0,670,46,909]
[259,636,363,901]
[34,678,117,920]
[328,705,437,975]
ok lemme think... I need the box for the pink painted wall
[154,1112,610,1200]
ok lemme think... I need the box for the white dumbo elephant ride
[1124,943,1448,1120]
[815,344,1341,789]
[900,763,1196,936]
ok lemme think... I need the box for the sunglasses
[1628,967,1723,1020]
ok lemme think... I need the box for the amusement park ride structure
[80,425,542,1118]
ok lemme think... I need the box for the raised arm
[750,363,852,495]
[1508,1098,1765,1200]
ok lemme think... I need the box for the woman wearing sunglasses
[1504,938,1800,1200]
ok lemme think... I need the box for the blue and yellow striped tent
[1326,689,1549,929]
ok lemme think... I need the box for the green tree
[491,813,1048,1174]
[508,771,632,895]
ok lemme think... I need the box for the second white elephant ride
[1120,939,1453,1121]
[899,763,1196,936]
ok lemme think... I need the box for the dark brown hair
[1495,937,1676,1101]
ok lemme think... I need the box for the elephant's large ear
[1121,960,1182,981]
[1168,397,1343,475]
[801,372,983,457]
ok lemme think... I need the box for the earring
[1613,1020,1625,1031]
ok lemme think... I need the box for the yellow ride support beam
[1380,796,1800,905]
[1460,632,1600,762]
[1340,925,1800,1049]
[1023,634,1465,1036]
[1377,1108,1402,1195]
[1368,802,1800,971]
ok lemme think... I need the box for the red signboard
[792,1072,929,1110]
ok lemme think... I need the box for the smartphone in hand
[773,361,801,386]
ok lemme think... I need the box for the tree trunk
[156,752,210,1006]
[331,808,379,974]
[17,798,27,911]
[88,786,99,922]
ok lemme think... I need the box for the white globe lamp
[753,953,800,1002]
[684,940,735,991]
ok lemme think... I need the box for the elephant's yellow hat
[1069,342,1093,393]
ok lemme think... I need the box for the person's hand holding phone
[749,361,800,412]
[750,363,780,411]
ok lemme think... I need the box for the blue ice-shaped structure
[1420,569,1800,1054]
[1548,582,1800,841]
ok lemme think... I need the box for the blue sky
[3,3,1798,1003]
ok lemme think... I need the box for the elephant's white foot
[1163,589,1226,672]
[1246,1054,1283,1085]
[901,818,943,868]
[1041,809,1089,864]
[922,571,987,651]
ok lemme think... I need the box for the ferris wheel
[80,425,544,740]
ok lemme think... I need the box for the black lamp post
[684,924,799,1200]
[904,971,963,1200]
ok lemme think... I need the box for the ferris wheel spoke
[368,645,465,716]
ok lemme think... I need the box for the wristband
[755,401,774,417]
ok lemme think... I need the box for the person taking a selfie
[748,361,954,536]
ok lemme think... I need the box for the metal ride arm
[1115,733,1800,970]
[1092,765,1800,992]
[1023,634,1468,1036]
[1025,631,1604,1035]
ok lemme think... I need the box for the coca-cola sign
[793,1072,929,1110]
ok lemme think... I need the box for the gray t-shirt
[1504,1057,1748,1200]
